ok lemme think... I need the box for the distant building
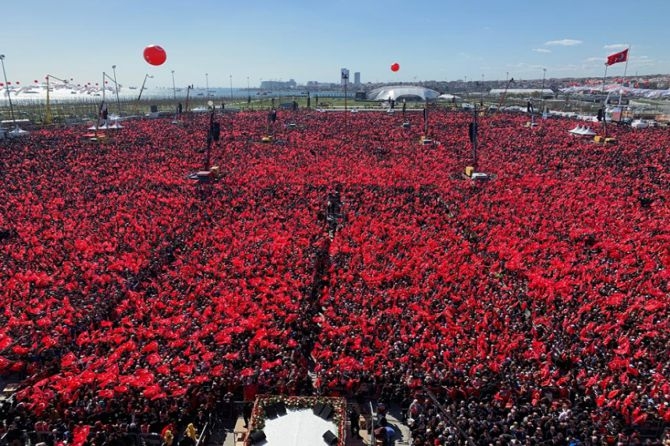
[489,88,554,99]
[260,79,297,90]
[354,72,361,86]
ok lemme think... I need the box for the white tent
[438,93,461,101]
[367,85,440,101]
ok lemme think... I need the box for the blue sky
[1,0,668,89]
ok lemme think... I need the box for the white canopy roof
[438,93,461,101]
[368,85,440,101]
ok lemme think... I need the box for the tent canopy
[368,85,440,101]
[438,93,461,101]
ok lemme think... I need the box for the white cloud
[505,62,547,73]
[631,55,655,67]
[604,44,628,50]
[551,64,580,73]
[533,48,551,53]
[458,52,483,61]
[545,39,583,46]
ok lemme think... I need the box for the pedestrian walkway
[220,416,246,446]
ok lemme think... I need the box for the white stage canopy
[367,85,440,101]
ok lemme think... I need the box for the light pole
[102,71,106,104]
[541,68,547,113]
[205,73,209,97]
[137,74,153,101]
[229,74,233,100]
[171,70,176,101]
[481,74,485,106]
[0,54,18,130]
[112,65,121,115]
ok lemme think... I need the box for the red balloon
[391,62,400,72]
[143,45,167,66]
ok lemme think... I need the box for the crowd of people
[0,107,668,445]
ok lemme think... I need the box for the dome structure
[367,85,440,101]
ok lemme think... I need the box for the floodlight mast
[0,54,18,129]
[471,105,478,170]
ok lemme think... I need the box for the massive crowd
[0,107,668,445]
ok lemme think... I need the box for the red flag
[73,425,90,446]
[606,48,628,66]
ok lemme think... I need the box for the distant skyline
[1,0,669,89]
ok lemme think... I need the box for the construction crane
[498,77,514,109]
[45,74,69,125]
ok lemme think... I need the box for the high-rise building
[354,72,361,86]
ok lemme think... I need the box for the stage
[243,396,346,446]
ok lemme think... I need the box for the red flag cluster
[0,111,668,442]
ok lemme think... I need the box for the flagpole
[600,64,608,139]
[618,47,630,107]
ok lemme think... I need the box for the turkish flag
[606,48,628,66]
[73,425,90,446]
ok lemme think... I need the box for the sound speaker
[211,122,221,141]
[313,402,325,415]
[264,404,278,419]
[275,402,287,416]
[322,430,338,446]
[248,430,266,444]
[319,404,333,420]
